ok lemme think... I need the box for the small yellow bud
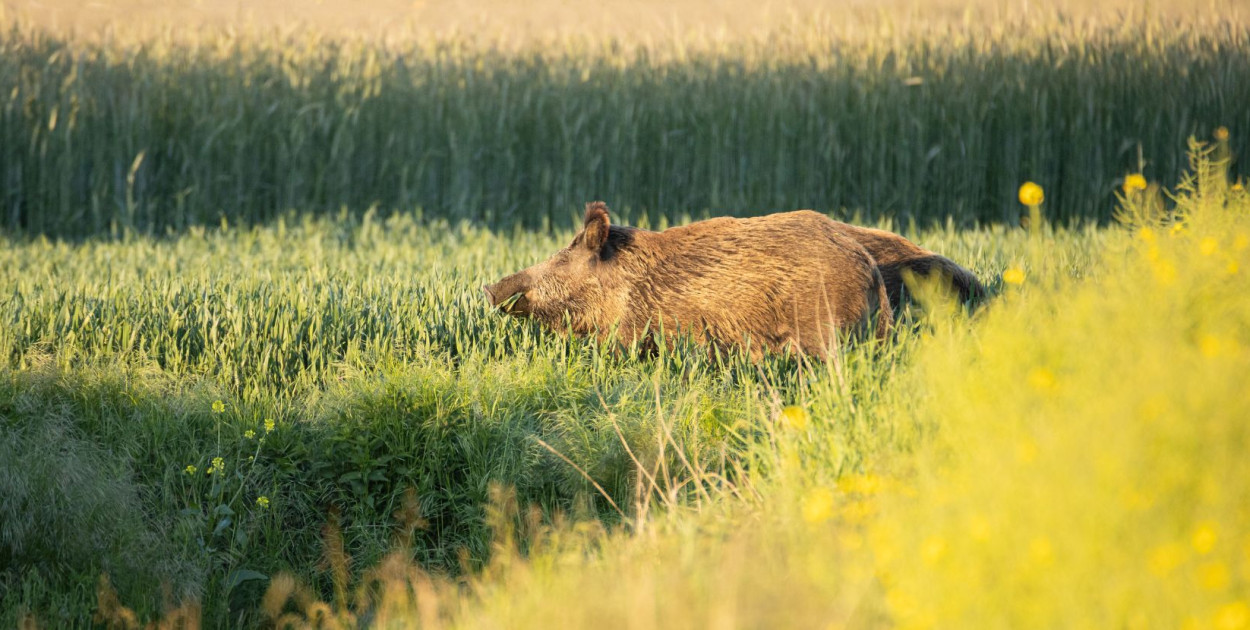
[1123,174,1147,193]
[1003,268,1026,285]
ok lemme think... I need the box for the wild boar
[483,202,892,358]
[828,221,986,311]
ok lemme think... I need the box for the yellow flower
[1148,542,1186,577]
[1193,521,1218,554]
[1215,601,1250,630]
[256,496,270,509]
[1028,367,1057,391]
[778,405,810,432]
[1234,181,1246,193]
[1002,267,1026,285]
[1201,237,1219,256]
[211,400,225,414]
[1215,126,1231,141]
[244,430,256,440]
[1199,561,1231,591]
[1200,335,1224,358]
[1029,536,1055,567]
[801,487,836,524]
[921,535,947,566]
[264,418,276,433]
[1018,181,1044,206]
[1170,222,1187,236]
[1123,173,1147,193]
[1138,226,1157,243]
[184,465,197,476]
[208,457,225,476]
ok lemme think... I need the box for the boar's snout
[483,271,531,314]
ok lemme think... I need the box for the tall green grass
[0,200,1095,625]
[2,13,1248,237]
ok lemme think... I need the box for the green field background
[3,17,1248,236]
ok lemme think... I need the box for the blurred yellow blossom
[1029,537,1055,567]
[778,405,810,432]
[207,457,225,476]
[1138,226,1157,243]
[264,418,276,433]
[1193,522,1218,554]
[1003,268,1025,285]
[1199,562,1231,591]
[1215,601,1250,630]
[1148,543,1186,577]
[1201,237,1219,256]
[1018,181,1044,206]
[1123,173,1147,193]
[1028,367,1057,391]
[801,487,835,524]
[244,429,256,439]
[211,400,225,413]
[921,536,948,566]
[256,496,270,509]
[184,465,197,476]
[1215,126,1231,141]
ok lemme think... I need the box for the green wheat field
[2,1,1249,628]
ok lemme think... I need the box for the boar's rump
[484,202,892,359]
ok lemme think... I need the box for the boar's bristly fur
[484,202,892,359]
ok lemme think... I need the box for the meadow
[2,2,1249,628]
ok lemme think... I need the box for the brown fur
[825,221,987,311]
[484,203,892,359]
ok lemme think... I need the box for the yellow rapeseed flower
[1201,237,1219,256]
[211,400,225,414]
[1215,601,1249,630]
[1138,226,1157,243]
[1003,268,1025,285]
[1193,521,1218,554]
[1018,181,1044,206]
[778,405,810,432]
[1123,173,1148,193]
[264,418,276,433]
[1200,335,1224,359]
[208,456,225,476]
[244,429,256,439]
[1170,222,1187,236]
[1029,536,1055,567]
[801,487,836,524]
[1199,561,1231,591]
[1028,367,1057,392]
[1234,181,1246,193]
[921,535,948,566]
[184,465,197,476]
[1148,542,1186,577]
[1215,126,1231,141]
[256,496,270,509]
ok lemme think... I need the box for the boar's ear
[582,201,611,251]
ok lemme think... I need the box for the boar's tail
[886,255,987,309]
[870,266,894,341]
[924,255,987,305]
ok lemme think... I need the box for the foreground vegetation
[1,10,1248,236]
[7,143,1245,627]
[3,2,1249,627]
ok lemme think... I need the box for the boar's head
[483,201,628,333]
